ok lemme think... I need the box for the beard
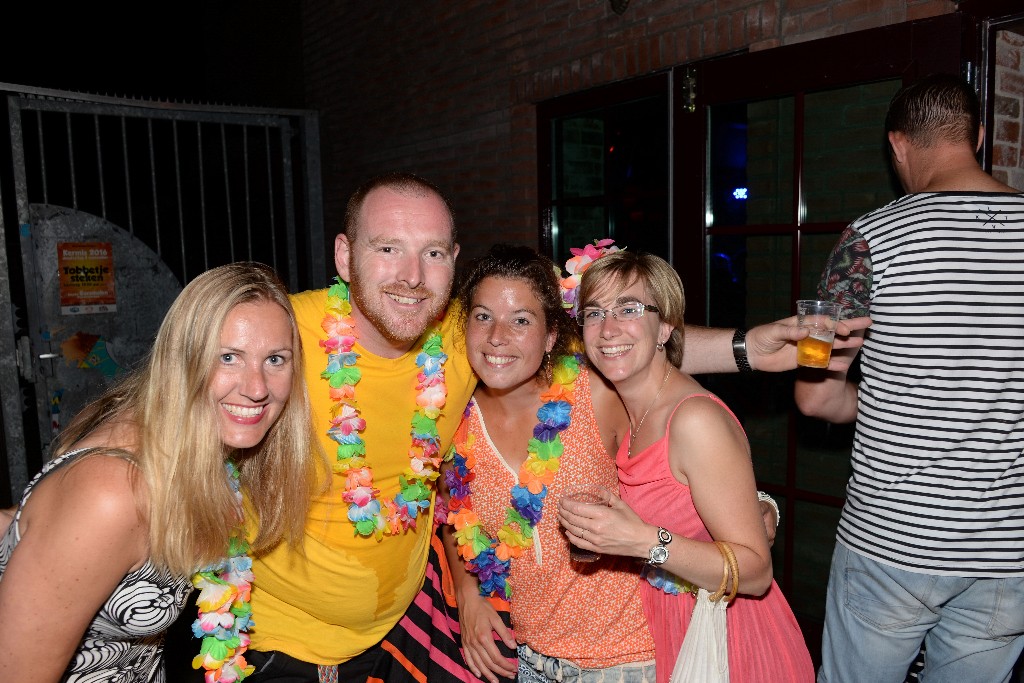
[349,269,451,346]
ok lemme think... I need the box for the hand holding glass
[796,300,842,368]
[561,484,610,562]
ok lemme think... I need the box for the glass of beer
[796,300,842,368]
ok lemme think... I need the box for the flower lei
[445,354,580,599]
[320,277,446,539]
[559,238,621,317]
[191,461,254,683]
[643,564,698,596]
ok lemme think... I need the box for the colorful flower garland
[643,564,698,596]
[559,238,621,317]
[191,461,254,683]
[320,277,446,539]
[445,354,580,599]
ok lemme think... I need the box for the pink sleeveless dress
[617,394,813,683]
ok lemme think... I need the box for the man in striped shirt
[796,74,1024,683]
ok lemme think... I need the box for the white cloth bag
[669,587,730,683]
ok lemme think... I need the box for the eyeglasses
[576,302,660,327]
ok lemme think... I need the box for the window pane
[606,98,669,257]
[554,117,604,200]
[708,98,794,227]
[550,95,669,263]
[708,233,793,331]
[704,234,794,490]
[804,81,903,223]
[552,205,606,263]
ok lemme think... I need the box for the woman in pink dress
[558,250,813,683]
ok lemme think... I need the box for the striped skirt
[368,529,517,683]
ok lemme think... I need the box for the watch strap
[732,328,753,373]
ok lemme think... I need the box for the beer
[796,300,841,368]
[797,333,834,368]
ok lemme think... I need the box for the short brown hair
[885,73,980,148]
[343,172,456,244]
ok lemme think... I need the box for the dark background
[2,7,301,679]
[0,2,302,108]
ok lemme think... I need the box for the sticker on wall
[50,388,63,437]
[60,332,125,380]
[58,241,117,315]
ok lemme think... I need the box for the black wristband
[732,328,753,373]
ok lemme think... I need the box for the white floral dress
[0,449,192,682]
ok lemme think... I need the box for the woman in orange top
[441,244,656,683]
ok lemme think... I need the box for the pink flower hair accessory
[559,238,622,317]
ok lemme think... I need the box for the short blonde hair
[57,262,324,575]
[578,251,685,367]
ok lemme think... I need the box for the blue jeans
[819,543,1024,683]
[518,644,656,683]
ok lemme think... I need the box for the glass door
[538,73,670,265]
[673,13,964,659]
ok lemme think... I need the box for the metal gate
[0,83,324,503]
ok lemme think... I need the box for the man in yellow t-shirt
[247,172,474,680]
[244,172,872,682]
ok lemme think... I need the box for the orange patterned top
[465,366,655,668]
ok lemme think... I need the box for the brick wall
[301,0,955,272]
[993,29,1024,189]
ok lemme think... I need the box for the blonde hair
[55,262,323,575]
[578,250,686,367]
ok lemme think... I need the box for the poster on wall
[58,242,117,315]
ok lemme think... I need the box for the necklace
[191,460,254,682]
[445,354,580,599]
[321,277,447,539]
[628,365,672,457]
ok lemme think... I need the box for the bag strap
[708,541,740,603]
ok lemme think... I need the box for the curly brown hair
[455,244,579,381]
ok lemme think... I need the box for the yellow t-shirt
[248,288,475,665]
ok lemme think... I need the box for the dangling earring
[656,341,665,351]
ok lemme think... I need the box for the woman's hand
[556,487,651,560]
[439,523,516,682]
[455,591,518,683]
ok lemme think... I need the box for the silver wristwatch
[647,526,672,565]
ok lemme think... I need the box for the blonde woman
[0,262,322,683]
[560,250,813,682]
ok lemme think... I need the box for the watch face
[650,545,669,564]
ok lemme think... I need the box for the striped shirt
[819,191,1024,577]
